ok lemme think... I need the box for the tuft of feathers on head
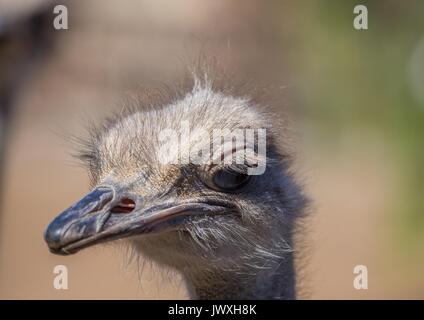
[72,60,295,187]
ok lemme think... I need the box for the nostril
[111,198,136,214]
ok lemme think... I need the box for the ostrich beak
[44,185,226,255]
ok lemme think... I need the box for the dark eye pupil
[213,169,250,191]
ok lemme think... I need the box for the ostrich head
[44,79,307,299]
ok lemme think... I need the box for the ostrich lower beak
[44,186,225,255]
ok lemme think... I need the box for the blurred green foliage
[280,1,424,249]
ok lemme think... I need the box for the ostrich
[44,77,307,299]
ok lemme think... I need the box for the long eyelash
[225,164,248,174]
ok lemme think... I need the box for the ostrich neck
[184,253,296,300]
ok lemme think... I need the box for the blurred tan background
[0,0,423,299]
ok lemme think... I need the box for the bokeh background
[0,0,423,299]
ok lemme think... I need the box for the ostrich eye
[210,168,250,191]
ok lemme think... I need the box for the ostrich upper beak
[44,185,226,255]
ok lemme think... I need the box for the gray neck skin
[184,253,296,300]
